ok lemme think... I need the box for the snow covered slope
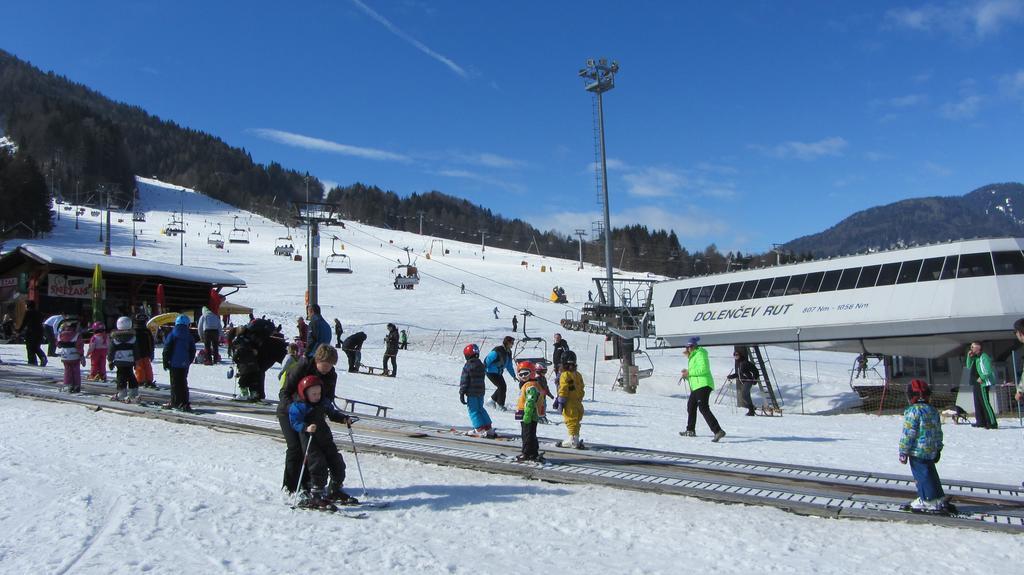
[1,177,1022,572]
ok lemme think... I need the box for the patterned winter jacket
[898,402,943,460]
[107,330,138,367]
[460,358,486,397]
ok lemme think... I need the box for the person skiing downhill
[484,336,516,410]
[460,343,496,438]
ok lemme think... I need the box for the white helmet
[116,316,133,330]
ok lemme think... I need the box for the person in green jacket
[965,341,998,429]
[679,337,726,442]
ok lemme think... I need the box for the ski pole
[346,423,368,498]
[293,431,314,504]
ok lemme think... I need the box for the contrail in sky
[350,0,468,78]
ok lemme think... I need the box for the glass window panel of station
[694,285,713,305]
[785,274,807,295]
[769,276,791,297]
[819,269,842,292]
[836,268,861,290]
[918,257,944,282]
[802,271,824,293]
[738,280,758,300]
[753,278,773,299]
[896,260,922,284]
[992,250,1024,275]
[856,265,881,288]
[670,289,688,307]
[957,252,995,278]
[876,262,901,286]
[708,283,728,303]
[939,255,959,280]
[723,282,743,302]
[683,286,701,305]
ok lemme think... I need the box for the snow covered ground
[2,177,1023,573]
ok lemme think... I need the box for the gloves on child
[898,453,908,464]
[459,393,467,405]
[934,450,941,464]
[552,397,564,412]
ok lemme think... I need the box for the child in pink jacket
[88,321,109,382]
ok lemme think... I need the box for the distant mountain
[782,183,1024,258]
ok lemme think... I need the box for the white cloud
[886,1,1024,38]
[940,94,983,119]
[864,151,893,162]
[450,151,526,169]
[435,169,525,193]
[321,179,340,192]
[350,0,468,78]
[886,94,928,108]
[622,167,687,198]
[922,161,954,177]
[250,128,411,162]
[531,206,728,239]
[753,136,848,160]
[1000,69,1024,96]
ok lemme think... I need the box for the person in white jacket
[197,307,223,364]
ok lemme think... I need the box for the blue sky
[4,1,1023,254]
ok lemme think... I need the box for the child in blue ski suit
[459,343,495,438]
[483,336,516,410]
[898,378,947,512]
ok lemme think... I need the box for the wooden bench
[339,397,392,418]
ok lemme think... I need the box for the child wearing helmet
[108,316,140,402]
[514,360,545,462]
[483,336,516,411]
[87,321,109,382]
[898,378,948,513]
[553,350,586,449]
[56,316,86,393]
[162,314,197,411]
[133,313,156,389]
[288,374,356,505]
[459,343,495,438]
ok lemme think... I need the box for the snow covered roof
[11,243,246,286]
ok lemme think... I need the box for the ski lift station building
[0,243,246,327]
[651,237,1024,412]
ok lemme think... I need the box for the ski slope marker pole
[347,424,368,497]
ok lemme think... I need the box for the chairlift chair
[90,209,100,217]
[207,223,225,249]
[512,311,549,367]
[324,236,352,273]
[228,215,250,244]
[274,231,295,256]
[132,210,146,222]
[391,248,420,289]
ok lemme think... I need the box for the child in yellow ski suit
[553,350,585,449]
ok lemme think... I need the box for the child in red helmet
[459,343,495,438]
[899,379,948,513]
[514,361,545,463]
[288,375,357,505]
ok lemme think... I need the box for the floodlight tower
[579,57,619,307]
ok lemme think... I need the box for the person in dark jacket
[342,331,367,372]
[162,314,197,411]
[133,313,157,388]
[287,373,356,504]
[726,347,759,416]
[18,301,46,366]
[552,333,569,379]
[305,305,331,360]
[333,318,344,348]
[484,336,516,410]
[383,323,399,377]
[278,345,345,495]
[459,343,495,437]
[108,316,139,402]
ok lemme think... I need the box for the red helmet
[463,343,480,360]
[516,360,539,382]
[298,375,323,402]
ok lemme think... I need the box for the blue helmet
[175,314,191,326]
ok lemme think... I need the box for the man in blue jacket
[162,314,197,411]
[484,336,516,410]
[305,304,332,359]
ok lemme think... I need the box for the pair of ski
[291,499,390,519]
[497,452,552,467]
[897,500,967,517]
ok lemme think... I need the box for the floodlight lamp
[599,58,607,65]
[587,58,595,67]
